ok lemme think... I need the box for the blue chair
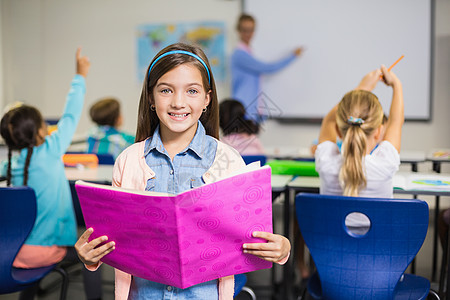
[0,186,68,299]
[95,153,115,165]
[234,273,256,300]
[295,193,438,300]
[242,155,266,166]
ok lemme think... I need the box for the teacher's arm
[232,49,298,74]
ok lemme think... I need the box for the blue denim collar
[143,121,206,158]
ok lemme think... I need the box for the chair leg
[429,289,441,300]
[19,282,40,300]
[52,266,69,300]
[439,231,448,297]
[241,286,257,300]
[447,234,450,300]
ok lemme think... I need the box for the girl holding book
[75,43,290,300]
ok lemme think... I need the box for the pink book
[75,165,273,289]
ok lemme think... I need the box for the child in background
[309,115,387,156]
[315,65,403,229]
[75,43,291,300]
[87,97,134,159]
[0,49,102,300]
[219,98,264,155]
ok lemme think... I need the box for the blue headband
[148,50,211,85]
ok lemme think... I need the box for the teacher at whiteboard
[231,13,303,122]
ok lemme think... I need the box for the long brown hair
[135,43,219,142]
[336,90,383,196]
[0,105,43,186]
[219,99,259,135]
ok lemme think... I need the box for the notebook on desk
[393,172,450,192]
[75,164,273,289]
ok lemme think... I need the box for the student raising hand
[75,228,115,266]
[356,68,382,91]
[76,47,91,78]
[243,232,291,264]
[380,64,401,87]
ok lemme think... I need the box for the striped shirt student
[86,97,134,159]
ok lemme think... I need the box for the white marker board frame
[244,0,434,122]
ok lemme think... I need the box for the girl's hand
[74,228,115,266]
[76,47,91,78]
[356,69,382,91]
[380,64,400,88]
[242,232,291,263]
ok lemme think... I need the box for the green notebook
[267,160,318,177]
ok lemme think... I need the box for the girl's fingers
[76,47,82,60]
[75,228,93,250]
[243,250,279,262]
[243,242,277,251]
[90,242,116,260]
[82,235,110,252]
[251,231,276,241]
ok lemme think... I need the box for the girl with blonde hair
[315,65,403,229]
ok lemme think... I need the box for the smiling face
[152,63,210,144]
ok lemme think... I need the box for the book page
[75,180,174,197]
[393,173,407,190]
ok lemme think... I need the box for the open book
[393,172,450,192]
[75,165,273,289]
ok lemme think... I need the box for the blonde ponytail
[336,90,383,196]
[339,126,367,196]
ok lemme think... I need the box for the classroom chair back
[242,154,267,166]
[295,193,436,300]
[0,187,53,293]
[0,186,69,298]
[233,273,256,300]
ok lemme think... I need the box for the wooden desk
[65,165,114,183]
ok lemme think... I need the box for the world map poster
[137,22,225,82]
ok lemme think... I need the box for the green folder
[267,160,318,177]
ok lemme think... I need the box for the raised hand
[356,69,382,91]
[74,228,115,266]
[76,47,91,78]
[242,232,291,263]
[380,64,401,88]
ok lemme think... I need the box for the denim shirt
[128,121,219,300]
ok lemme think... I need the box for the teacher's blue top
[0,75,86,246]
[231,44,296,121]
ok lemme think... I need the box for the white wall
[258,0,450,153]
[1,0,449,153]
[0,0,241,134]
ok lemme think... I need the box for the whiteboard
[245,0,433,121]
